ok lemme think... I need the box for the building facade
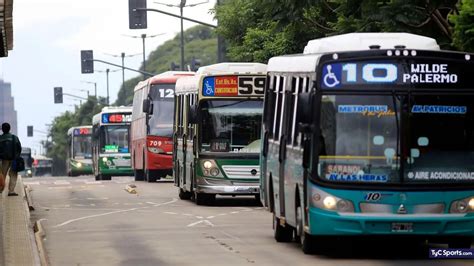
[0,80,17,134]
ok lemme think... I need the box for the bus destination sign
[101,113,132,124]
[73,128,91,136]
[203,75,265,97]
[320,59,472,89]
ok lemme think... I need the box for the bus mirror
[142,99,153,115]
[296,93,312,125]
[188,104,198,124]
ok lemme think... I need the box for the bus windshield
[73,135,92,159]
[318,95,400,184]
[100,125,130,154]
[200,100,263,153]
[148,84,175,137]
[405,95,474,184]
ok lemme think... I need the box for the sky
[0,0,217,155]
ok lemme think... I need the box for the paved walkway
[1,175,40,265]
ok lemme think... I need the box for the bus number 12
[158,89,174,98]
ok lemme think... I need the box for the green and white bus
[261,33,474,253]
[67,126,93,176]
[174,63,267,205]
[92,106,133,180]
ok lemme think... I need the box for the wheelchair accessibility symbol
[323,65,340,88]
[203,79,215,96]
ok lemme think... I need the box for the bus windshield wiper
[392,92,401,169]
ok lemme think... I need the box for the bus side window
[291,77,304,146]
[297,77,309,147]
[286,77,297,144]
[273,76,285,141]
[265,75,277,138]
[187,94,194,140]
[178,95,184,136]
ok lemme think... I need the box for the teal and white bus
[92,106,133,180]
[174,63,267,205]
[261,33,474,253]
[67,126,93,176]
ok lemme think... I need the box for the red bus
[131,71,194,182]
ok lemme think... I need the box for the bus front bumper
[308,207,474,236]
[195,176,259,195]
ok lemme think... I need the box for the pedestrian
[0,122,22,196]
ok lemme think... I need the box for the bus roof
[196,62,267,75]
[21,147,31,153]
[176,62,267,94]
[269,33,441,73]
[67,125,92,135]
[303,32,440,54]
[134,71,195,92]
[92,106,132,125]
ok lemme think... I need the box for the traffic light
[191,58,201,71]
[27,126,33,137]
[81,50,94,74]
[54,87,63,104]
[129,0,147,29]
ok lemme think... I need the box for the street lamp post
[107,68,110,106]
[154,1,210,70]
[122,33,165,79]
[81,81,97,98]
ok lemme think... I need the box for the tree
[46,97,105,175]
[450,0,474,52]
[115,25,218,106]
[215,0,462,63]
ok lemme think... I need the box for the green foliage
[215,0,463,62]
[115,25,218,106]
[450,0,474,52]
[46,97,105,175]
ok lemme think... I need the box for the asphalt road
[25,176,471,266]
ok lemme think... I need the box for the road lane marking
[187,220,215,227]
[164,212,177,215]
[53,198,178,228]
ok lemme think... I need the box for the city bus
[66,126,93,176]
[174,63,267,205]
[131,71,194,182]
[20,147,33,177]
[32,155,53,177]
[260,33,474,253]
[92,106,133,180]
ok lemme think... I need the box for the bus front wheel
[296,205,315,254]
[179,188,192,200]
[194,192,215,205]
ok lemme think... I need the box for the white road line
[196,216,203,219]
[230,211,239,214]
[182,213,193,216]
[48,186,73,190]
[217,213,227,216]
[164,212,177,215]
[53,198,178,228]
[187,219,215,227]
[85,181,102,185]
[207,216,215,219]
[54,181,71,185]
[23,181,40,185]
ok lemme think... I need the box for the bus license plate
[391,222,413,232]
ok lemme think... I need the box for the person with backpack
[0,123,22,196]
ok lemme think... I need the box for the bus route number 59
[238,76,265,95]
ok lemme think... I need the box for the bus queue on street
[81,32,473,253]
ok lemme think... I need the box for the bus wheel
[179,188,192,200]
[95,175,101,181]
[273,214,293,242]
[448,237,472,248]
[296,205,315,254]
[145,170,157,183]
[101,175,111,181]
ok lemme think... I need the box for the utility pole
[121,53,125,87]
[180,0,186,71]
[106,68,110,106]
[122,33,165,79]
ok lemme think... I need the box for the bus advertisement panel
[92,107,133,180]
[131,71,194,182]
[174,63,266,205]
[261,33,474,253]
[67,126,93,176]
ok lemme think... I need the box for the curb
[24,184,35,211]
[33,220,48,266]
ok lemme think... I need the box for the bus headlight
[450,197,474,213]
[203,161,213,169]
[311,187,354,212]
[210,168,220,177]
[76,162,83,168]
[102,157,108,163]
[27,169,32,175]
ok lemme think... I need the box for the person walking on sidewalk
[0,122,22,196]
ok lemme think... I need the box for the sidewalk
[0,175,40,265]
